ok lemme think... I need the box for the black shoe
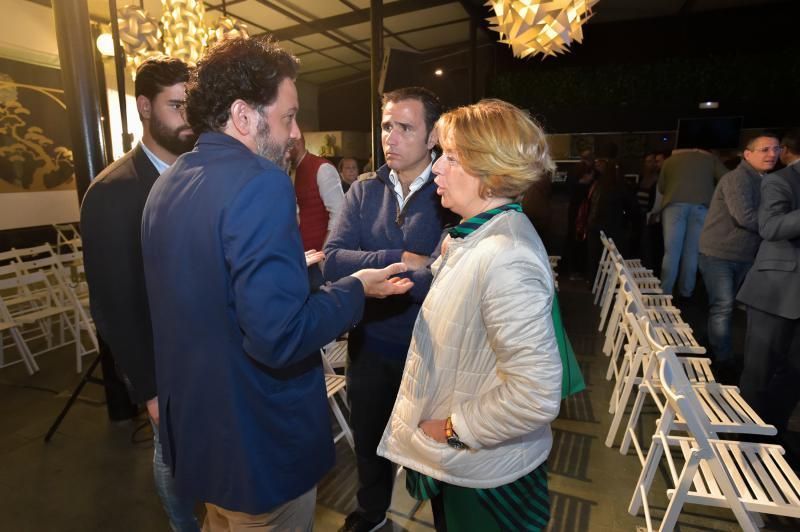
[338,512,388,532]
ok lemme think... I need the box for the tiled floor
[1,279,798,531]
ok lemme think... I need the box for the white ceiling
[82,0,782,86]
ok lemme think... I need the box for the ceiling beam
[253,0,371,58]
[270,0,455,41]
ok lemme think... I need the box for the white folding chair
[0,271,79,372]
[592,231,645,301]
[321,352,354,451]
[0,294,38,374]
[596,240,661,333]
[629,347,800,532]
[14,253,97,372]
[605,284,708,449]
[53,223,82,254]
[617,314,774,460]
[322,337,348,370]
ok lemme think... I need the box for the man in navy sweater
[324,87,457,532]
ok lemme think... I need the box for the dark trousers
[739,307,800,434]
[346,345,405,521]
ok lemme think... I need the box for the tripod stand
[44,338,137,442]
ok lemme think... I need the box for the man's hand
[146,397,159,425]
[351,263,413,298]
[401,251,432,271]
[305,249,325,267]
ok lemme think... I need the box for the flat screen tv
[675,116,742,150]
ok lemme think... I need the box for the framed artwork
[0,56,79,230]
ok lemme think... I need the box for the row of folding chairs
[591,231,800,530]
[630,314,800,531]
[0,242,96,374]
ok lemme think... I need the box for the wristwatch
[445,416,468,450]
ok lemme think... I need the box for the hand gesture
[305,249,325,267]
[401,251,432,271]
[352,262,414,298]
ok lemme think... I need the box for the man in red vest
[290,133,344,251]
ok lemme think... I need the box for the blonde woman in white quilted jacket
[377,99,562,531]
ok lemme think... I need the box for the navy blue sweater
[323,162,456,357]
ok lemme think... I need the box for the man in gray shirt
[697,132,780,376]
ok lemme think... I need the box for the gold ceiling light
[97,2,249,76]
[160,0,208,65]
[486,0,599,59]
[117,5,161,70]
[206,16,250,48]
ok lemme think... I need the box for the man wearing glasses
[697,131,781,382]
[738,129,800,441]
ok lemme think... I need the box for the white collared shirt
[139,141,170,175]
[388,152,434,210]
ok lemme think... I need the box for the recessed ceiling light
[434,68,443,76]
[698,101,719,109]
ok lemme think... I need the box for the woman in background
[378,99,562,531]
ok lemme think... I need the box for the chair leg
[606,354,642,447]
[628,435,665,517]
[658,451,702,532]
[329,395,354,451]
[620,386,648,456]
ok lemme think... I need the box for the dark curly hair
[185,36,299,135]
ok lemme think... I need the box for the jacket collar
[197,131,253,154]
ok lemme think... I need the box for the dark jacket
[323,160,456,358]
[737,162,800,318]
[141,132,365,514]
[699,160,762,262]
[80,144,158,403]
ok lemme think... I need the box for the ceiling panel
[278,40,312,56]
[384,37,414,52]
[347,0,402,9]
[321,46,371,65]
[273,0,353,19]
[80,0,786,87]
[384,3,467,34]
[296,52,339,71]
[336,22,372,41]
[293,32,341,50]
[302,65,362,84]
[401,20,470,50]
[226,0,297,31]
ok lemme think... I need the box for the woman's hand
[419,418,448,443]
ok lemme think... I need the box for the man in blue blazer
[141,37,412,530]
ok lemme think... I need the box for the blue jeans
[152,420,199,532]
[660,203,707,297]
[698,254,752,362]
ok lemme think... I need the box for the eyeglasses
[750,146,783,154]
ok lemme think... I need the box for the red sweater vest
[294,153,330,251]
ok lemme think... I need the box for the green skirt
[406,463,550,531]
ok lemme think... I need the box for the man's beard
[149,112,196,156]
[255,115,293,171]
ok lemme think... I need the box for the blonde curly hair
[435,99,554,199]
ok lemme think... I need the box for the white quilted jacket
[377,210,562,488]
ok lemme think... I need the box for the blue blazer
[141,132,364,514]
